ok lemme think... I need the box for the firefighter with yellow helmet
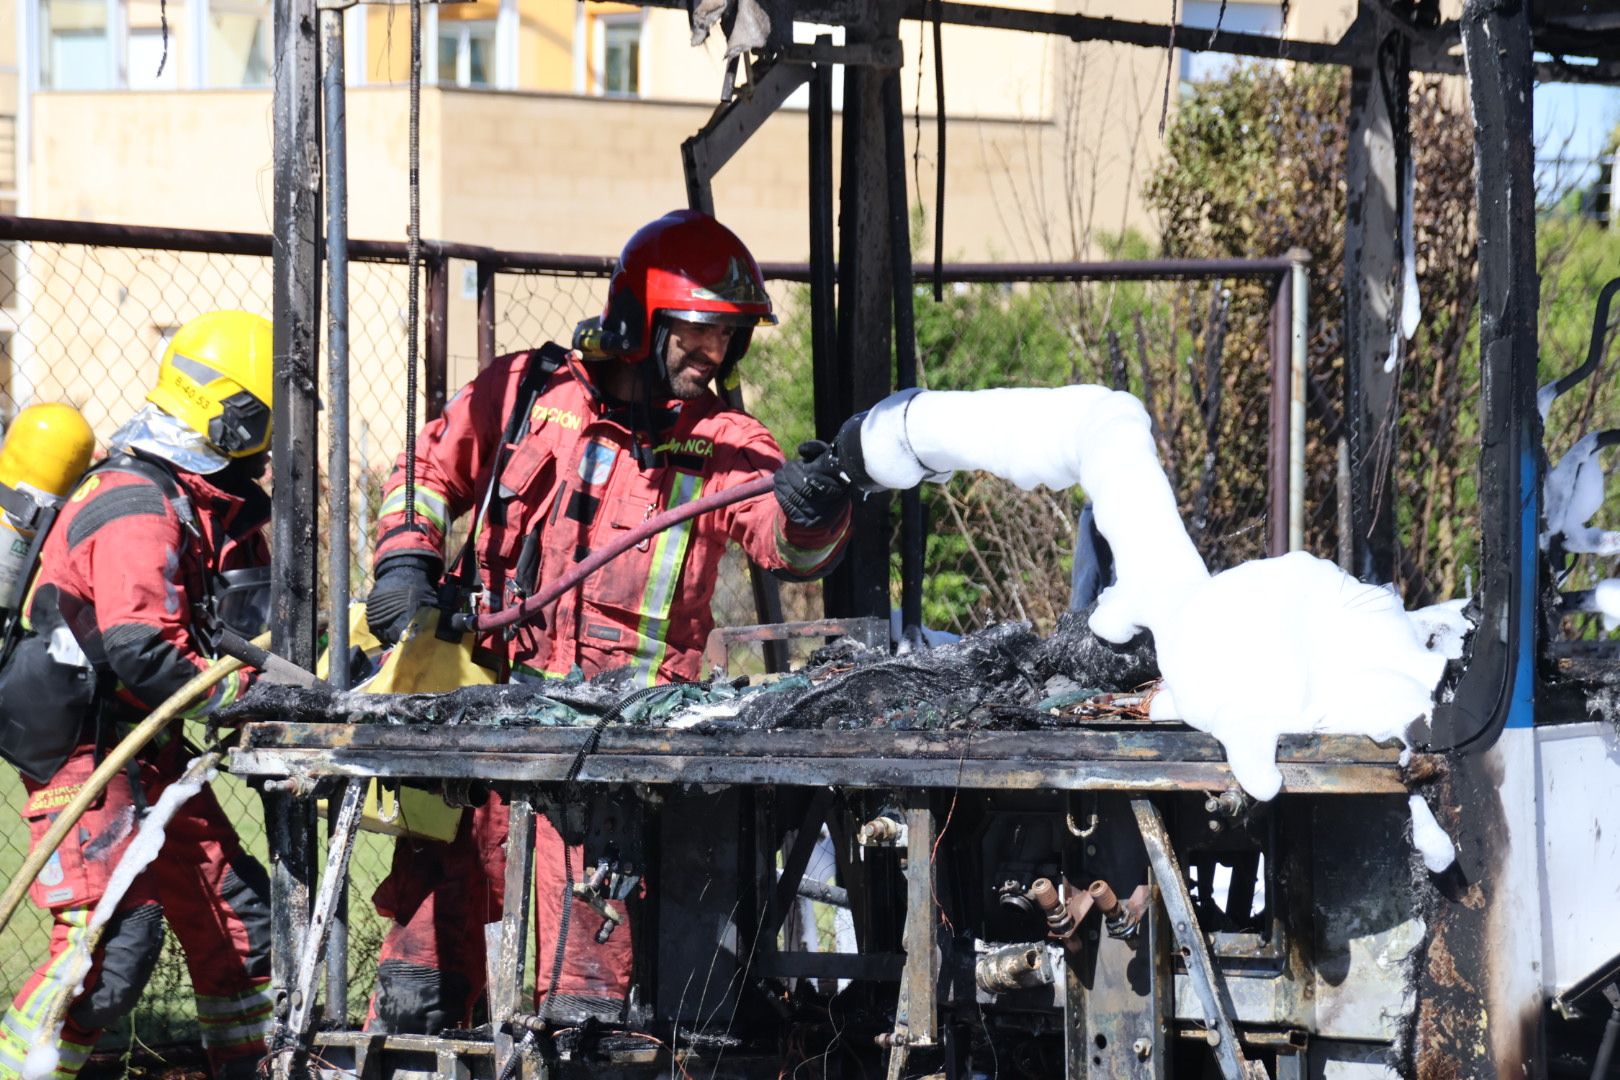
[0,311,278,1080]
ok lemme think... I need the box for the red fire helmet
[595,209,777,365]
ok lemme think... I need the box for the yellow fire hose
[0,637,266,938]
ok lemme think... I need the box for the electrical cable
[403,0,422,531]
[932,0,946,304]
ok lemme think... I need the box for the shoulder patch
[69,476,101,503]
[66,483,171,548]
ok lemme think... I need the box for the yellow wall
[519,0,573,92]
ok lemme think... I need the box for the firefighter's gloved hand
[365,554,441,645]
[774,440,851,530]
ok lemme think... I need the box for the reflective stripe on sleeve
[774,524,844,574]
[379,486,450,531]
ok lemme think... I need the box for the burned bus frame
[247,0,1620,1077]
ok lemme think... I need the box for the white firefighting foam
[22,759,217,1080]
[856,385,1462,871]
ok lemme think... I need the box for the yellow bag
[318,604,497,842]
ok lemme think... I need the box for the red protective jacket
[26,455,269,720]
[373,350,851,684]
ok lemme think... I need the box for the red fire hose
[454,474,776,634]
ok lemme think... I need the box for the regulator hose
[0,635,268,937]
[456,474,776,635]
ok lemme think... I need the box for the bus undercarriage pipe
[976,943,1054,994]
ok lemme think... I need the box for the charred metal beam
[230,722,1408,794]
[1430,0,1539,756]
[1130,799,1259,1080]
[682,55,812,214]
[826,0,898,623]
[1342,22,1405,586]
[492,791,535,1077]
[882,68,926,640]
[900,800,938,1046]
[284,779,365,1047]
[267,0,320,1062]
[764,788,835,939]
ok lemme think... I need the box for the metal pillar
[1428,0,1539,754]
[319,0,354,1024]
[425,255,450,420]
[1266,276,1293,559]
[881,69,925,639]
[1342,6,1405,584]
[825,4,899,622]
[268,0,321,1059]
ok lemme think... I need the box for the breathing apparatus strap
[446,344,569,609]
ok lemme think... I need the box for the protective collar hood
[109,404,232,475]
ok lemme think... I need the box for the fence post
[1267,272,1292,559]
[425,254,449,420]
[1288,249,1311,554]
[477,260,496,370]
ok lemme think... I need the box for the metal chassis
[233,722,1407,1079]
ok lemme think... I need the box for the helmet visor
[660,308,778,328]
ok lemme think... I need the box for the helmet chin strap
[628,319,674,469]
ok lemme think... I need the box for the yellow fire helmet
[147,310,275,458]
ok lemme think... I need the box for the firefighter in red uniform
[362,210,854,1031]
[0,312,277,1080]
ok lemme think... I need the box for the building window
[599,15,640,97]
[209,0,271,87]
[40,0,115,89]
[128,27,179,88]
[438,19,495,87]
[1179,0,1283,86]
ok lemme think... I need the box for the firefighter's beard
[664,348,720,400]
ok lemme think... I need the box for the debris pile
[220,607,1160,735]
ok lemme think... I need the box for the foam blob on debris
[1408,794,1457,873]
[1543,433,1620,556]
[858,385,1468,859]
[1147,553,1447,800]
[1407,597,1472,660]
[23,759,217,1078]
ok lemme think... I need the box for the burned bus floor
[224,615,1435,1080]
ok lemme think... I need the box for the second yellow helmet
[147,310,274,458]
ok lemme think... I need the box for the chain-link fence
[0,219,1301,1057]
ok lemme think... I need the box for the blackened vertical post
[1413,7,1538,1075]
[318,0,352,1023]
[269,0,320,1057]
[1267,274,1291,558]
[492,792,536,1076]
[881,69,925,638]
[425,255,449,421]
[477,261,496,371]
[1342,11,1404,583]
[826,6,898,623]
[1345,28,1406,582]
[808,54,837,446]
[270,0,320,677]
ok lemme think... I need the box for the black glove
[365,553,441,645]
[774,440,851,530]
